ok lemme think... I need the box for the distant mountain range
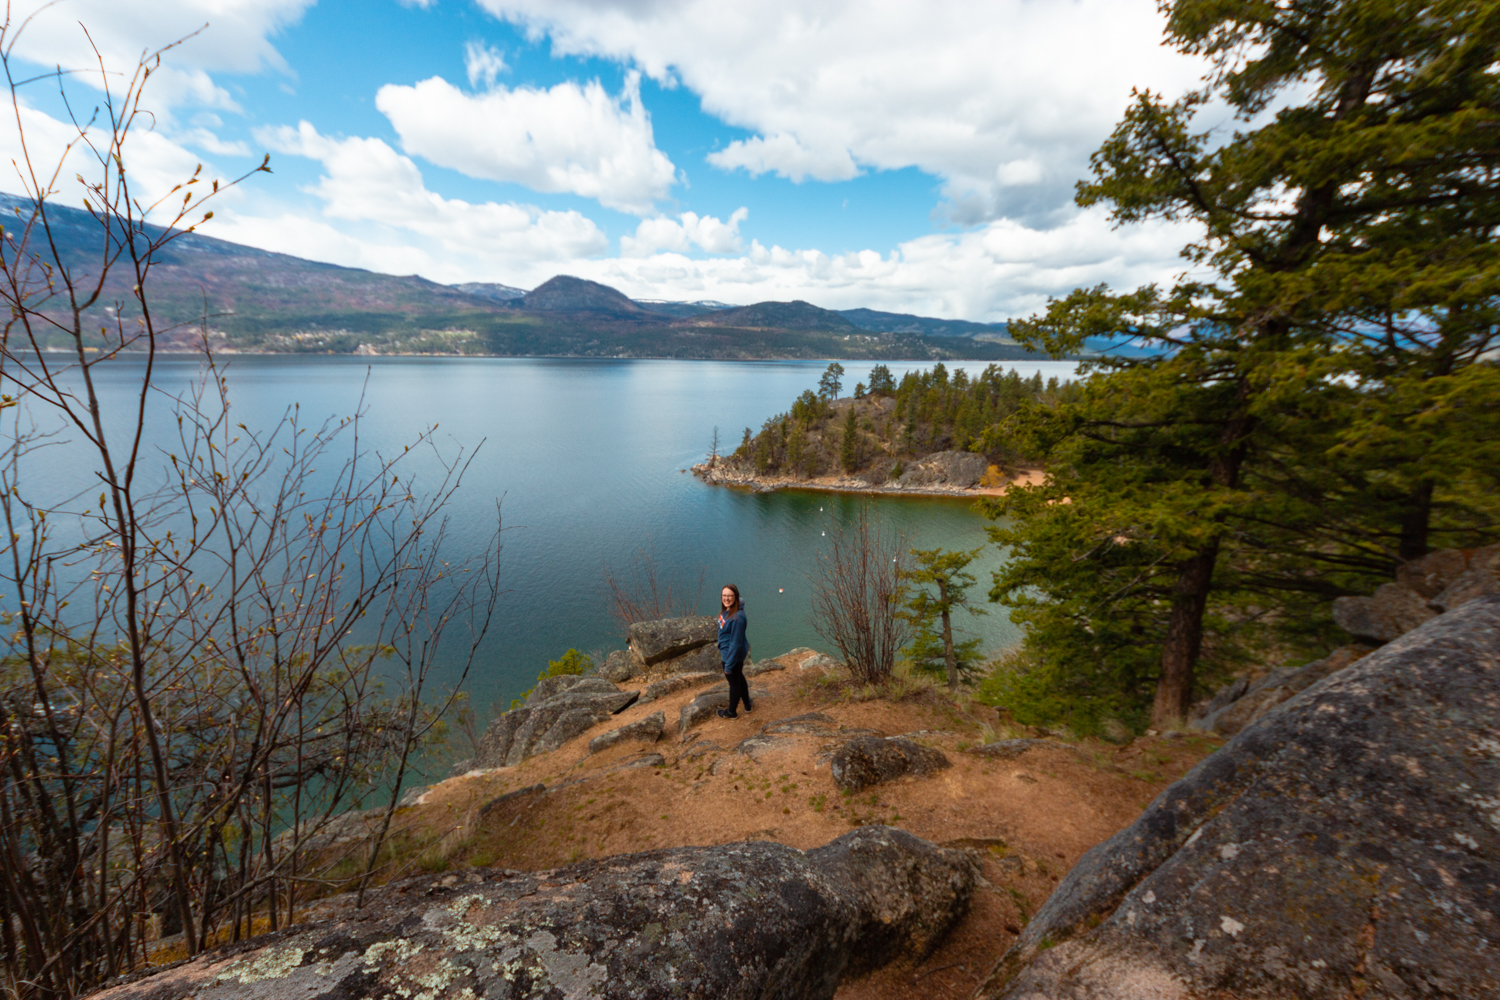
[6,193,1041,361]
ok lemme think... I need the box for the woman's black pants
[725,661,750,713]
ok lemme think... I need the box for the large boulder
[599,649,643,682]
[830,735,951,792]
[981,594,1500,1000]
[658,641,723,674]
[1188,645,1370,737]
[896,450,988,488]
[1332,580,1437,643]
[528,674,621,704]
[92,828,978,1000]
[462,679,640,772]
[627,616,717,665]
[1430,544,1500,613]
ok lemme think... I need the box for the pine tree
[819,362,845,400]
[840,404,861,472]
[901,547,986,690]
[996,0,1500,727]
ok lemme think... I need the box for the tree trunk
[1397,481,1434,562]
[1152,542,1219,727]
[938,580,957,690]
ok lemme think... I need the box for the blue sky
[0,0,1209,320]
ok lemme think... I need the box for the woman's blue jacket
[717,608,748,671]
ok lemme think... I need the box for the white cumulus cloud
[375,70,676,214]
[254,121,609,265]
[474,0,1206,223]
[465,40,509,88]
[621,207,748,256]
[5,0,313,111]
[0,99,227,215]
[708,134,857,184]
[554,206,1199,322]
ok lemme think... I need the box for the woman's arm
[727,612,749,668]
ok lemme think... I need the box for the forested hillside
[722,363,1077,482]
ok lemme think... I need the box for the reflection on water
[15,354,1076,719]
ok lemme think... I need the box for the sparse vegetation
[0,29,497,998]
[808,508,912,685]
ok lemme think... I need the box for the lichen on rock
[91,827,977,1000]
[981,595,1500,1000]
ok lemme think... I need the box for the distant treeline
[727,362,1078,480]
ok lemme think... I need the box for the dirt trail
[392,650,1222,1000]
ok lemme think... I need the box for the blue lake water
[16,355,1076,722]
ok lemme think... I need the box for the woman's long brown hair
[720,583,742,616]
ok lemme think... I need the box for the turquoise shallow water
[16,354,1077,720]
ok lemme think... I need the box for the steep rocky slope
[983,595,1500,999]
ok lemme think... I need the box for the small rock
[761,712,840,736]
[745,659,787,677]
[831,736,951,792]
[681,740,722,761]
[799,653,844,673]
[466,684,641,771]
[678,685,770,734]
[733,735,799,760]
[588,711,666,754]
[528,673,619,705]
[610,752,666,771]
[636,671,718,705]
[972,739,1075,761]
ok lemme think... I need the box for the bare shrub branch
[808,507,912,684]
[602,542,704,632]
[0,17,499,997]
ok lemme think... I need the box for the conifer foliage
[728,363,1076,481]
[988,0,1500,731]
[900,548,987,690]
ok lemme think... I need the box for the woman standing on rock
[717,584,752,718]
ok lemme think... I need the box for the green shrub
[511,648,595,708]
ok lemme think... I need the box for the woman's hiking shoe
[717,708,738,719]
[744,699,754,713]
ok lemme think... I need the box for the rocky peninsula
[693,363,1067,501]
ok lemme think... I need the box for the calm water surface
[23,355,1077,719]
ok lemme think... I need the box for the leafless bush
[0,21,498,998]
[808,507,913,684]
[603,543,704,631]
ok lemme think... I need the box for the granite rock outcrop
[982,595,1500,1000]
[459,676,638,773]
[92,827,978,1000]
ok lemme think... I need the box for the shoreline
[691,462,1046,499]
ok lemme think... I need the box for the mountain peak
[524,275,647,315]
[686,300,858,331]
